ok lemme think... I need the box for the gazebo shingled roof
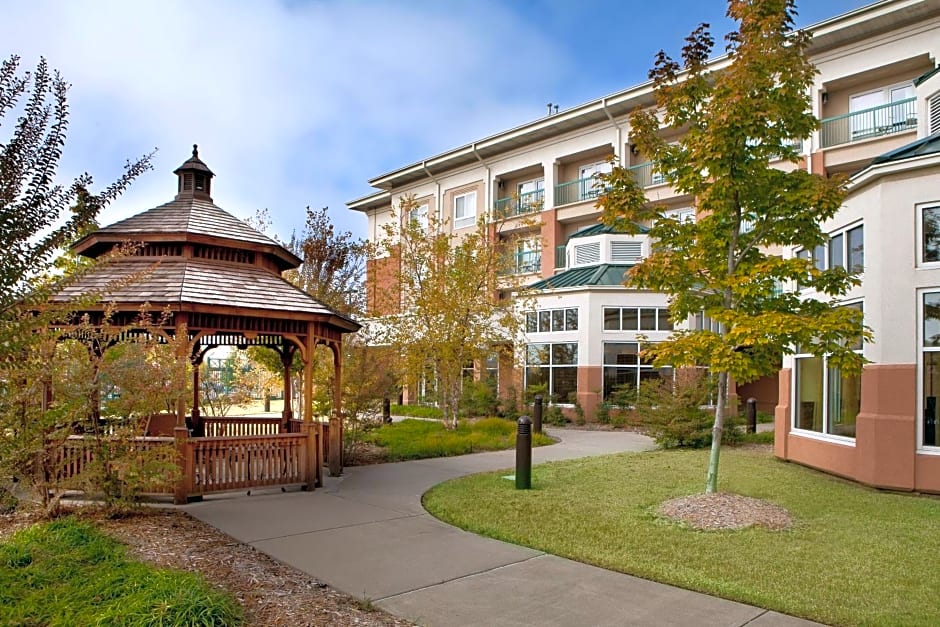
[53,146,359,484]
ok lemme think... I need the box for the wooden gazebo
[53,146,360,501]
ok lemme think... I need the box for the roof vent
[174,144,215,202]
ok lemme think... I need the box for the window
[921,292,940,447]
[578,161,612,200]
[517,179,545,213]
[666,207,696,223]
[921,206,940,264]
[604,307,673,331]
[793,303,863,438]
[409,203,429,231]
[796,224,863,289]
[453,190,477,229]
[602,342,662,400]
[526,308,578,333]
[525,342,578,403]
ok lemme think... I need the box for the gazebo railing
[203,416,286,437]
[183,434,309,496]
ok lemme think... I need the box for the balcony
[626,161,666,188]
[499,250,541,276]
[554,176,606,207]
[493,188,544,219]
[820,98,917,149]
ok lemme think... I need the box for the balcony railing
[493,188,544,219]
[626,161,666,188]
[820,97,917,149]
[554,176,607,206]
[499,250,541,275]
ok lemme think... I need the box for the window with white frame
[605,307,673,332]
[525,342,578,403]
[666,207,696,223]
[921,292,940,447]
[578,161,612,200]
[796,224,864,289]
[517,178,545,213]
[921,205,940,264]
[792,302,863,438]
[453,190,477,229]
[526,308,578,333]
[409,202,429,231]
[602,342,664,400]
[511,238,541,274]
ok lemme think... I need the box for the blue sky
[1,0,872,243]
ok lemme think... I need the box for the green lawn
[366,417,554,461]
[0,517,242,626]
[424,446,940,626]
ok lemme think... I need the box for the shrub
[459,379,499,418]
[543,404,569,426]
[633,370,740,449]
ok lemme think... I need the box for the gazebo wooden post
[173,316,192,503]
[329,339,343,476]
[301,326,319,489]
[280,345,295,433]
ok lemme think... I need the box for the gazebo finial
[173,144,214,201]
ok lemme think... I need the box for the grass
[389,404,444,419]
[365,417,554,461]
[0,517,243,626]
[424,446,940,626]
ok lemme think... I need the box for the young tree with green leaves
[599,0,867,493]
[0,54,152,508]
[374,195,532,430]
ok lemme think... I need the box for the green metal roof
[529,264,632,290]
[870,132,940,166]
[568,222,648,238]
[914,66,940,87]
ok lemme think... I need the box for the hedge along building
[53,146,360,492]
[350,1,940,423]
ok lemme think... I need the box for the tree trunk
[705,370,728,494]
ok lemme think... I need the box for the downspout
[602,97,623,163]
[421,160,442,223]
[471,143,491,221]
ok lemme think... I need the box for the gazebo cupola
[174,144,214,202]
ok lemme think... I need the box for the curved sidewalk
[186,430,819,627]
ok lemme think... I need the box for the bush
[543,405,569,426]
[459,379,499,418]
[632,370,740,449]
[364,418,553,461]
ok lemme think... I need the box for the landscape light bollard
[746,397,758,434]
[516,415,532,490]
[382,397,392,424]
[533,395,543,434]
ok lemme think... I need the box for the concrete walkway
[185,429,819,627]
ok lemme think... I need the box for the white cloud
[1,0,566,240]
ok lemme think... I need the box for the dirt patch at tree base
[658,492,793,531]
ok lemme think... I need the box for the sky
[1,0,874,244]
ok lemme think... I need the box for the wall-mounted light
[630,143,640,155]
[821,92,829,105]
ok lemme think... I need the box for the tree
[0,55,152,509]
[285,206,367,316]
[599,0,867,493]
[374,195,532,430]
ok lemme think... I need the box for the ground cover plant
[424,447,940,626]
[0,516,242,626]
[365,418,553,462]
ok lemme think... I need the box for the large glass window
[453,190,477,229]
[525,342,578,403]
[602,342,661,400]
[409,203,429,231]
[578,161,612,200]
[526,308,578,333]
[792,303,863,437]
[922,206,940,264]
[922,292,940,447]
[603,307,673,331]
[796,224,864,289]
